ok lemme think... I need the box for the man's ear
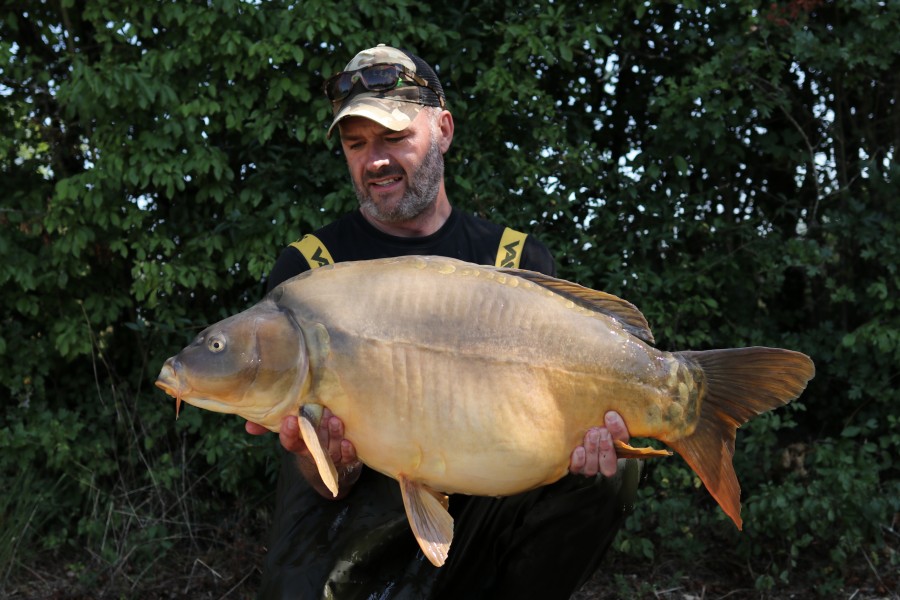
[437,110,454,153]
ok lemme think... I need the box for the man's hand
[245,410,362,499]
[569,411,630,478]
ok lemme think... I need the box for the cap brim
[327,94,425,139]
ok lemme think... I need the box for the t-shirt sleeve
[266,245,311,293]
[519,237,557,277]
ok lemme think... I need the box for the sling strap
[494,227,528,269]
[291,227,528,270]
[290,234,335,269]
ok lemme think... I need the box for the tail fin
[668,347,815,529]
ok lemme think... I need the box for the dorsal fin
[497,268,655,344]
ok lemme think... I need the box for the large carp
[155,256,814,567]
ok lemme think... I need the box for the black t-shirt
[266,207,556,292]
[259,207,638,600]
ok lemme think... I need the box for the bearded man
[247,44,640,600]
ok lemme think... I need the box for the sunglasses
[323,63,445,108]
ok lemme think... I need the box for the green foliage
[742,432,900,592]
[1,0,898,594]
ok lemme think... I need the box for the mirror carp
[156,256,815,567]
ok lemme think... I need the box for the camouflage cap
[326,44,446,139]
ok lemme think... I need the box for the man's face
[339,110,444,224]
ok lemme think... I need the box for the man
[246,44,640,599]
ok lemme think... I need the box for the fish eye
[207,336,226,353]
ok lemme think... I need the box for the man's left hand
[569,411,629,478]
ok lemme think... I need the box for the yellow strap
[289,234,334,269]
[495,227,528,269]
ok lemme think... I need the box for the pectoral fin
[297,405,339,497]
[613,439,673,458]
[398,475,453,567]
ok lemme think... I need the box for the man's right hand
[245,410,362,499]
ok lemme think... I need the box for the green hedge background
[2,0,898,596]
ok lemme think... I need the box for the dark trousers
[259,450,641,600]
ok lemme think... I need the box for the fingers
[569,427,603,477]
[279,415,306,454]
[596,426,617,478]
[340,439,358,465]
[605,411,630,442]
[244,421,269,436]
[569,445,586,474]
[326,414,345,464]
[570,412,631,478]
[277,411,359,470]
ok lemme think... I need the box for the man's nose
[369,156,390,170]
[365,143,390,170]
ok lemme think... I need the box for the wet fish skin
[156,302,309,428]
[155,255,815,567]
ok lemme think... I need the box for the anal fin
[297,405,339,497]
[614,439,673,459]
[399,475,453,567]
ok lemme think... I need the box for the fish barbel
[155,256,815,567]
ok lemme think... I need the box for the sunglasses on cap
[323,63,446,108]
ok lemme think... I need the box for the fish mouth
[155,360,188,418]
[155,361,239,418]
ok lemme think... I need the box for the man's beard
[354,137,444,224]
